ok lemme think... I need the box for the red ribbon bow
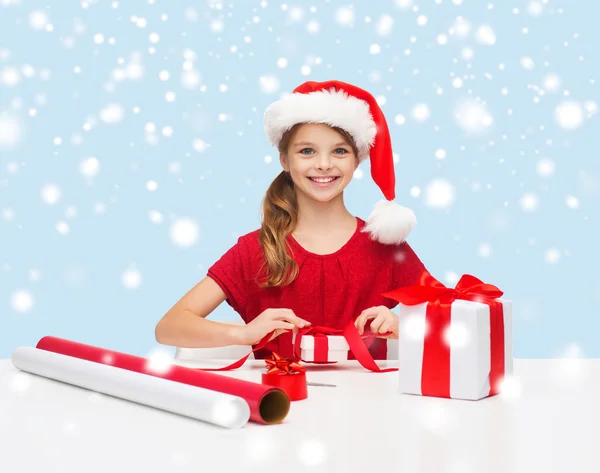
[265,353,306,375]
[381,270,504,306]
[381,270,506,398]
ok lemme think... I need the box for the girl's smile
[307,175,341,187]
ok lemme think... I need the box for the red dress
[207,217,427,360]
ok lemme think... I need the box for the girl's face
[280,123,359,204]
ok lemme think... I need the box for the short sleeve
[392,241,427,289]
[207,237,249,320]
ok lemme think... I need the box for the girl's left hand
[354,305,399,339]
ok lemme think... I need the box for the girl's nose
[317,155,333,170]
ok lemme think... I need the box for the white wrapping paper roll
[11,346,251,429]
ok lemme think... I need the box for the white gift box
[397,299,513,400]
[297,335,349,362]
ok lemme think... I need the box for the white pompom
[362,199,416,245]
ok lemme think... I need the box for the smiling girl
[155,80,429,360]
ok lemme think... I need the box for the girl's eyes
[299,148,348,155]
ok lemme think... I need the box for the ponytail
[257,170,299,287]
[257,124,302,288]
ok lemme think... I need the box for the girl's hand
[354,305,399,339]
[239,308,311,346]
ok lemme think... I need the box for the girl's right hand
[239,308,311,346]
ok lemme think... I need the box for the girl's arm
[154,276,247,348]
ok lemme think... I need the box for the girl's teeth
[311,177,336,183]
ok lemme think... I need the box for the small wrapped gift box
[260,353,308,401]
[382,271,513,401]
[293,331,349,363]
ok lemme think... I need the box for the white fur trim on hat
[361,199,417,245]
[264,88,377,161]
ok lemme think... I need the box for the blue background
[1,0,598,359]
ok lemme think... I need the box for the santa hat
[263,80,416,245]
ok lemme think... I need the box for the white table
[1,357,600,473]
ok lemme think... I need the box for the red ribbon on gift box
[292,326,341,364]
[200,321,397,373]
[381,270,506,398]
[292,325,395,373]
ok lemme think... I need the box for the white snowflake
[555,101,585,130]
[395,0,413,10]
[181,70,200,88]
[454,99,493,134]
[536,158,555,177]
[80,157,100,177]
[411,103,430,122]
[519,192,539,212]
[298,439,326,466]
[520,56,535,70]
[475,25,496,45]
[41,184,61,204]
[259,75,280,94]
[542,73,561,93]
[0,116,22,148]
[122,268,142,289]
[169,217,200,248]
[149,210,164,224]
[29,10,49,30]
[565,195,579,209]
[99,103,124,124]
[424,179,455,209]
[444,321,471,349]
[11,289,34,313]
[375,15,394,36]
[145,347,173,374]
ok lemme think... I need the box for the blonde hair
[257,123,359,288]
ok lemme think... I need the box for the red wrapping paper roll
[35,336,290,425]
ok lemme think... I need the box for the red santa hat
[263,79,416,245]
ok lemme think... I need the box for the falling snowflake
[80,157,100,177]
[401,314,428,341]
[298,439,326,466]
[0,116,22,148]
[520,193,539,212]
[542,73,561,93]
[544,248,561,264]
[121,267,142,289]
[424,179,455,209]
[99,103,125,124]
[10,372,32,392]
[148,210,164,223]
[395,0,413,10]
[411,104,430,122]
[41,184,61,205]
[536,158,555,177]
[454,99,493,134]
[11,289,34,313]
[475,25,496,45]
[555,101,585,130]
[145,347,173,374]
[520,56,535,70]
[170,217,200,248]
[375,15,394,36]
[443,321,471,349]
[259,75,280,94]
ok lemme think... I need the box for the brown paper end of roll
[259,388,291,424]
